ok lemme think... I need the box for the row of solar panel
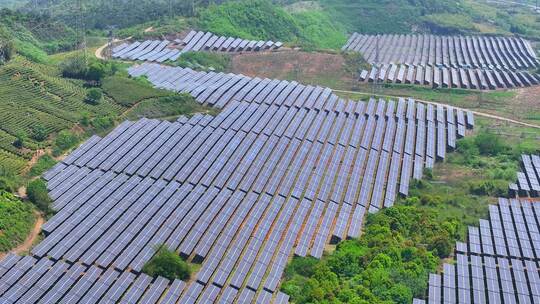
[0,254,290,303]
[414,198,540,304]
[181,30,283,53]
[359,64,540,90]
[112,40,181,63]
[509,154,540,197]
[342,33,538,70]
[39,97,472,302]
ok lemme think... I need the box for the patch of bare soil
[231,51,357,90]
[510,86,540,122]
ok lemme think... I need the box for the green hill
[0,56,125,173]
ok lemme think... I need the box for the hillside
[0,56,124,172]
[0,9,78,61]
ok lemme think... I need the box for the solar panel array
[343,34,538,70]
[509,154,540,197]
[1,68,475,303]
[180,30,283,53]
[0,253,291,303]
[359,63,540,90]
[414,198,540,304]
[112,40,181,63]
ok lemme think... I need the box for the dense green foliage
[28,154,57,177]
[26,178,52,214]
[176,51,231,72]
[23,0,219,29]
[85,88,103,105]
[282,205,460,303]
[52,130,80,156]
[0,25,14,64]
[0,9,77,56]
[142,246,191,280]
[0,190,34,252]
[318,0,463,34]
[60,57,119,82]
[198,0,345,49]
[199,0,301,42]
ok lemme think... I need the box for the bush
[53,130,79,156]
[61,57,117,81]
[60,56,88,79]
[29,155,57,177]
[468,180,508,197]
[91,116,115,131]
[142,246,191,280]
[12,131,27,149]
[0,26,14,64]
[26,179,52,214]
[474,131,507,156]
[85,88,103,105]
[30,124,48,141]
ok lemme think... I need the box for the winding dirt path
[0,212,44,260]
[332,89,540,129]
[95,37,133,60]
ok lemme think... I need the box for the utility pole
[372,35,381,98]
[76,0,88,66]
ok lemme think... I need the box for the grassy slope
[0,56,124,173]
[197,0,346,50]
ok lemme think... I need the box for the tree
[142,246,191,280]
[13,131,27,149]
[86,61,107,81]
[30,124,48,142]
[474,131,505,156]
[27,179,52,214]
[0,26,14,64]
[60,56,87,79]
[85,88,103,105]
[53,130,79,156]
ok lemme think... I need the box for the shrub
[85,88,103,105]
[468,180,508,197]
[60,56,88,79]
[61,57,116,81]
[29,155,57,177]
[0,26,14,64]
[474,131,506,156]
[91,116,115,131]
[12,131,27,149]
[53,130,79,156]
[26,178,52,214]
[142,246,191,280]
[30,124,48,142]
